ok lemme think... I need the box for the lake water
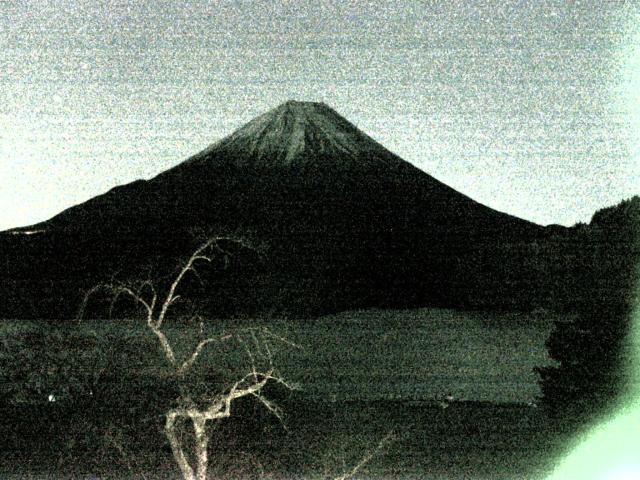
[0,307,557,405]
[271,308,558,404]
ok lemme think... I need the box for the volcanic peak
[186,100,405,171]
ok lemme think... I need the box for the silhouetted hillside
[0,102,598,320]
[537,196,640,419]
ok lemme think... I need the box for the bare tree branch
[251,391,286,428]
[149,325,177,366]
[78,283,154,322]
[261,327,303,351]
[78,237,298,480]
[177,333,233,375]
[157,238,217,329]
[103,426,150,480]
[333,430,395,480]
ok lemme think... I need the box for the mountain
[1,101,551,320]
[185,100,408,170]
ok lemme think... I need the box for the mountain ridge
[1,100,555,319]
[182,100,409,171]
[14,101,541,235]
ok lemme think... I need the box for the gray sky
[1,0,639,230]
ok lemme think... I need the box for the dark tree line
[536,196,640,421]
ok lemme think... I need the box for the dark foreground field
[0,309,569,478]
[0,398,572,479]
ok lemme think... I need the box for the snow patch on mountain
[186,101,406,171]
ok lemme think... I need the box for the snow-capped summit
[184,100,406,171]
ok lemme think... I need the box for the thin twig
[333,430,395,480]
[104,427,150,480]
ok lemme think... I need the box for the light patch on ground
[546,406,640,480]
[547,271,640,480]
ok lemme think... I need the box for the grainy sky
[1,0,639,230]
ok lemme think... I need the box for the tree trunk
[193,414,210,480]
[165,412,196,480]
[165,410,211,480]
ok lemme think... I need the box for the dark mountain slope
[2,101,550,319]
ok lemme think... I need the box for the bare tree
[79,237,295,480]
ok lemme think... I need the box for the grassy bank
[0,398,571,479]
